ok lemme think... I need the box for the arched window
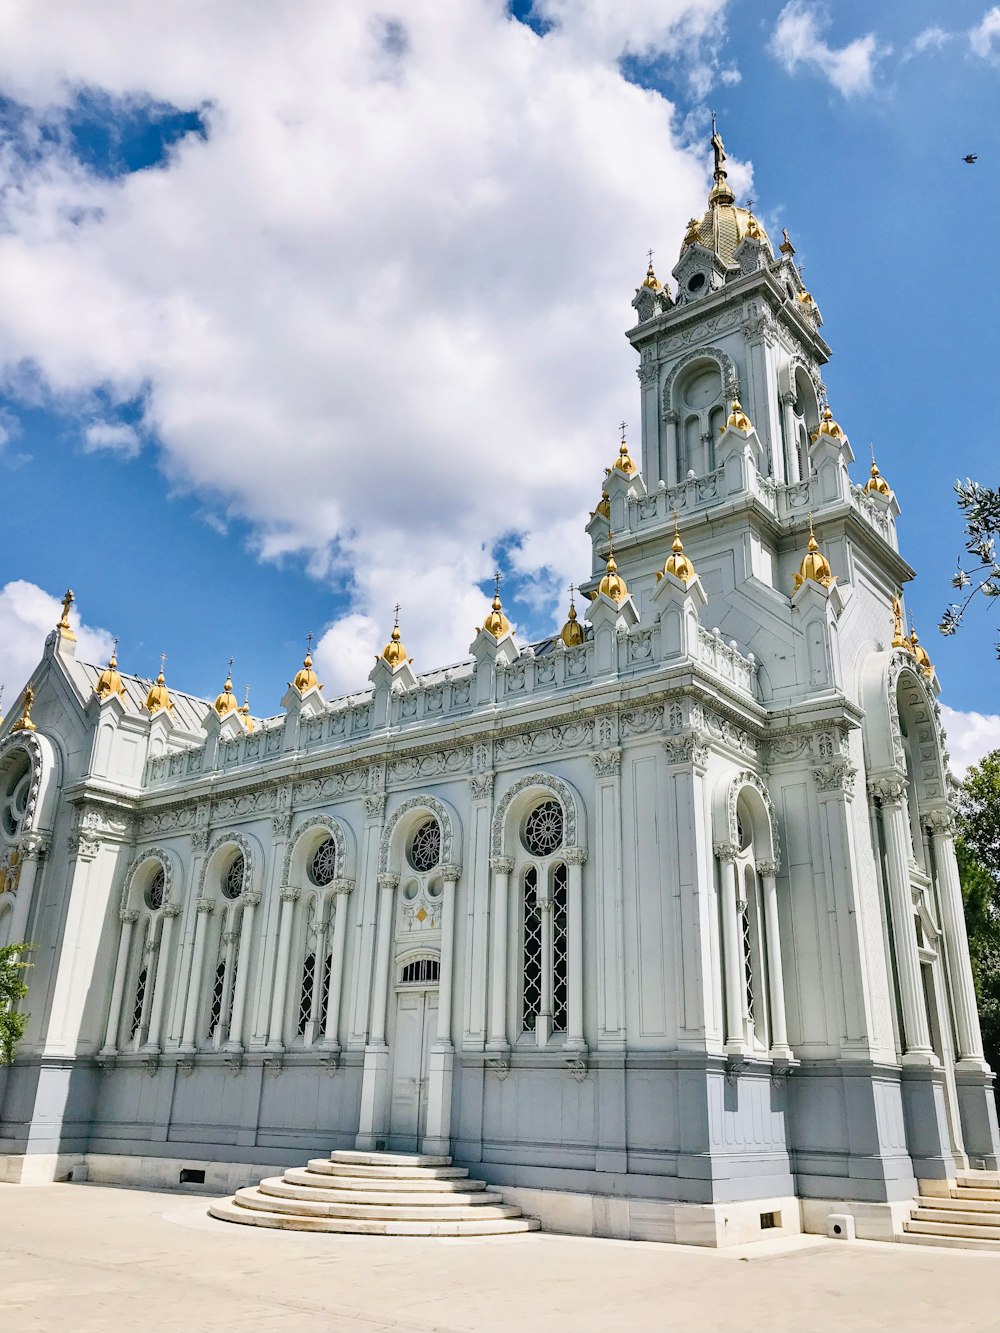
[733,797,770,1051]
[298,953,316,1035]
[522,866,542,1032]
[552,862,568,1033]
[0,753,31,844]
[309,837,338,887]
[130,964,148,1041]
[400,957,440,985]
[223,852,245,900]
[519,798,568,1043]
[208,958,227,1039]
[408,818,441,873]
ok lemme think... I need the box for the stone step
[905,1217,1000,1241]
[901,1229,1000,1252]
[233,1186,522,1222]
[260,1177,504,1208]
[328,1149,453,1168]
[916,1195,1000,1215]
[912,1207,1000,1228]
[948,1186,1000,1202]
[956,1169,1000,1190]
[305,1158,469,1181]
[209,1197,540,1237]
[282,1167,486,1193]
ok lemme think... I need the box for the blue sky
[0,1,998,765]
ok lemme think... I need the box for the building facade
[1,129,997,1244]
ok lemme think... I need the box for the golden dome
[239,686,254,734]
[726,398,753,433]
[145,658,172,716]
[213,661,239,718]
[793,519,835,591]
[909,626,933,678]
[482,590,511,639]
[642,259,661,291]
[591,490,611,521]
[598,550,629,605]
[613,425,637,477]
[865,455,892,497]
[811,405,844,443]
[796,288,816,308]
[560,592,586,647]
[293,641,320,693]
[94,640,126,702]
[679,125,772,265]
[381,617,409,667]
[657,517,696,585]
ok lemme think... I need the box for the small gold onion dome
[239,689,254,734]
[613,427,637,477]
[865,457,892,496]
[145,661,172,715]
[793,520,835,591]
[294,644,320,693]
[94,641,125,701]
[214,662,239,717]
[682,217,701,249]
[560,593,585,647]
[591,490,611,521]
[726,398,752,433]
[796,288,816,308]
[657,519,696,584]
[381,621,408,667]
[642,259,661,291]
[482,590,511,639]
[811,404,844,443]
[598,551,629,605]
[909,627,933,677]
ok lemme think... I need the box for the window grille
[741,902,755,1026]
[298,953,316,1034]
[1,763,30,842]
[408,819,441,873]
[522,866,542,1031]
[130,966,147,1039]
[208,959,226,1036]
[223,852,245,900]
[318,952,332,1031]
[146,866,165,911]
[552,863,568,1032]
[309,837,337,887]
[399,957,440,985]
[523,800,563,857]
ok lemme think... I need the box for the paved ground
[5,1182,1000,1332]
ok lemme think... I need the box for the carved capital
[377,873,399,892]
[363,794,387,822]
[868,774,907,805]
[271,811,293,839]
[924,807,956,837]
[755,859,779,878]
[441,863,462,883]
[813,760,857,796]
[663,733,710,770]
[714,842,739,863]
[119,908,140,925]
[221,929,239,946]
[591,748,622,777]
[18,832,47,861]
[279,887,301,904]
[468,772,495,801]
[241,892,262,909]
[67,830,101,861]
[490,856,514,875]
[562,847,588,866]
[162,903,183,918]
[195,897,215,915]
[191,828,210,852]
[332,877,355,896]
[664,409,679,425]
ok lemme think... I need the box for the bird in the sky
[963,153,978,163]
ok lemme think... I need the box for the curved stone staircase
[208,1150,540,1236]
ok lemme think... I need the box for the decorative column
[8,833,47,944]
[101,909,138,1055]
[663,408,679,487]
[926,809,986,1066]
[356,872,397,1149]
[436,865,461,1046]
[225,892,260,1052]
[871,776,934,1063]
[486,856,513,1053]
[715,843,746,1053]
[780,391,799,484]
[349,793,387,1047]
[143,903,181,1054]
[536,888,553,1048]
[563,848,588,1053]
[757,860,791,1059]
[180,899,215,1052]
[424,864,461,1154]
[322,879,354,1051]
[368,874,397,1046]
[266,888,300,1051]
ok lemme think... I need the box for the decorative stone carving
[923,807,955,837]
[868,774,907,805]
[490,856,514,874]
[663,734,710,769]
[469,773,495,801]
[363,794,387,822]
[562,847,588,866]
[378,794,456,874]
[282,815,348,889]
[490,773,580,858]
[813,760,857,795]
[591,749,621,777]
[197,831,256,900]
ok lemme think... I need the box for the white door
[389,989,438,1148]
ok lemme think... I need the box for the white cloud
[0,580,115,706]
[940,703,1000,779]
[911,25,951,55]
[970,6,1000,62]
[770,1,887,97]
[82,420,141,458]
[0,1,729,693]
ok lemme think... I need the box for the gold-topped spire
[811,404,845,442]
[657,512,697,585]
[145,654,173,715]
[214,658,239,717]
[57,588,76,642]
[11,685,36,732]
[891,595,912,651]
[94,636,126,702]
[240,684,254,733]
[481,572,511,639]
[793,515,835,591]
[591,489,611,522]
[908,618,933,679]
[726,398,753,433]
[708,112,735,206]
[613,420,637,476]
[682,216,701,249]
[293,633,320,693]
[560,585,586,647]
[381,604,409,667]
[598,538,629,605]
[865,445,892,496]
[641,249,661,291]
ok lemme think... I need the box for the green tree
[940,479,1000,651]
[0,943,32,1066]
[955,753,1000,1077]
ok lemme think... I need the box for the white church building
[1,128,996,1245]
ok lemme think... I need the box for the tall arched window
[519,798,567,1044]
[293,833,342,1046]
[205,847,247,1046]
[733,796,771,1052]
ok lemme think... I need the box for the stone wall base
[799,1197,913,1242]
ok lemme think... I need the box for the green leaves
[0,942,32,1066]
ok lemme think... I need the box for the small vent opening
[180,1167,206,1185]
[760,1210,779,1230]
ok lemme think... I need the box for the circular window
[308,837,337,887]
[223,852,245,900]
[408,818,441,873]
[687,272,706,293]
[1,760,31,842]
[145,865,165,911]
[523,800,564,857]
[402,880,419,902]
[426,877,443,901]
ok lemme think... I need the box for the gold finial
[779,227,795,256]
[214,657,239,717]
[11,685,36,732]
[613,420,637,476]
[682,216,701,250]
[293,632,320,693]
[793,514,835,591]
[482,571,511,639]
[810,403,844,443]
[745,200,761,241]
[865,444,892,496]
[381,604,409,667]
[591,489,611,522]
[560,584,586,647]
[657,512,697,585]
[240,684,254,733]
[891,595,912,651]
[708,111,735,206]
[598,537,629,605]
[57,588,77,642]
[94,636,126,702]
[908,617,933,678]
[145,654,173,715]
[642,249,660,290]
[726,398,753,433]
